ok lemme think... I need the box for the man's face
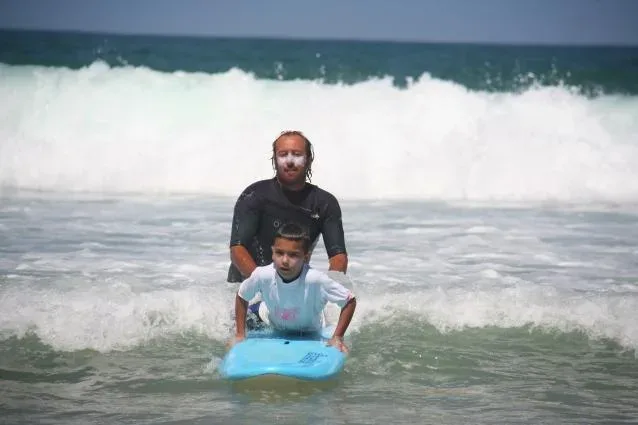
[274,135,307,186]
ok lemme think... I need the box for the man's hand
[328,253,348,273]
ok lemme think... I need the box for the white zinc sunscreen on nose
[277,152,306,167]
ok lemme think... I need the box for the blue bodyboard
[219,327,345,381]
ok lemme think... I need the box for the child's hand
[327,336,349,354]
[226,335,245,350]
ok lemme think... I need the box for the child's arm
[229,267,262,349]
[235,294,249,338]
[329,297,356,353]
[228,294,249,349]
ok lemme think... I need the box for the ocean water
[1,29,638,424]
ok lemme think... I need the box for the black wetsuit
[227,178,347,283]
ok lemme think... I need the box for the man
[227,130,348,283]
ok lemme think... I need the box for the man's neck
[276,177,306,192]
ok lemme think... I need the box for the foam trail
[0,283,235,352]
[1,279,636,353]
[1,62,638,203]
[357,285,638,353]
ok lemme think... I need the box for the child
[232,222,356,353]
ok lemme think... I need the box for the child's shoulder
[304,266,334,284]
[252,264,276,279]
[305,268,355,293]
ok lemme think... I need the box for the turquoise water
[2,29,638,93]
[1,30,637,424]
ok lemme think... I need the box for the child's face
[271,237,308,281]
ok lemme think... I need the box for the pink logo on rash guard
[276,307,299,321]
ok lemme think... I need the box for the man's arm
[228,186,261,279]
[230,245,258,279]
[328,253,348,273]
[322,194,348,273]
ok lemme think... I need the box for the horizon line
[1,26,637,49]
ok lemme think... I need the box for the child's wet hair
[274,222,311,252]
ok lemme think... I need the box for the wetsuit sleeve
[321,194,347,258]
[229,185,261,248]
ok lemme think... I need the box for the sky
[0,0,637,45]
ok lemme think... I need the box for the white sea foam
[0,276,636,352]
[1,62,637,203]
[0,197,636,353]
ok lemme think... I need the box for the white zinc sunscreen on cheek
[276,153,306,167]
